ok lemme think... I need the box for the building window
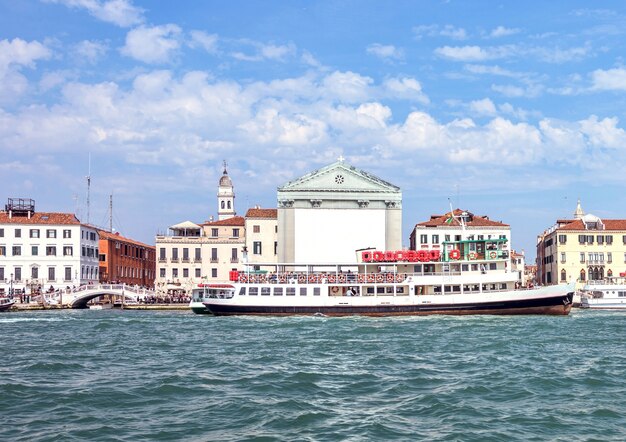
[586,235,594,244]
[580,252,585,263]
[159,248,166,260]
[48,267,55,281]
[195,248,201,260]
[182,248,189,261]
[432,234,439,244]
[233,228,239,238]
[606,235,613,245]
[580,269,586,281]
[30,229,40,238]
[560,252,566,263]
[0,228,3,237]
[597,235,604,245]
[195,268,201,278]
[608,252,612,264]
[211,268,217,278]
[560,269,567,282]
[46,229,56,238]
[46,246,57,256]
[231,248,238,261]
[274,241,278,255]
[14,267,22,281]
[32,246,38,256]
[32,267,38,279]
[65,267,72,281]
[253,225,260,233]
[160,268,166,278]
[63,246,72,256]
[579,235,586,244]
[12,246,21,256]
[172,248,178,260]
[15,229,21,238]
[558,234,566,244]
[183,268,189,278]
[253,241,262,255]
[172,268,178,278]
[211,228,218,237]
[63,230,71,238]
[211,248,218,262]
[420,234,428,244]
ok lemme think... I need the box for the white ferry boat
[194,239,574,316]
[580,277,626,309]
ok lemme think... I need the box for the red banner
[362,250,441,263]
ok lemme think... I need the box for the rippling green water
[1,309,625,441]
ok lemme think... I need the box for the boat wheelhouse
[580,277,626,309]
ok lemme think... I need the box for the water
[1,309,625,441]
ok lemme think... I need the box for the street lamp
[9,273,13,298]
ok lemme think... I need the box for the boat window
[452,285,461,293]
[489,263,497,270]
[414,264,422,273]
[434,286,441,294]
[395,287,404,294]
[471,264,478,271]
[238,287,245,296]
[619,291,626,297]
[500,283,507,290]
[490,284,496,290]
[313,287,320,296]
[367,287,375,294]
[249,287,258,296]
[461,264,469,272]
[444,286,451,293]
[386,287,394,294]
[300,287,307,296]
[286,287,296,296]
[274,287,283,296]
[261,287,270,296]
[376,287,385,294]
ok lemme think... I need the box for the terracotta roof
[0,211,81,225]
[202,216,245,227]
[416,209,509,228]
[245,208,277,219]
[558,219,626,231]
[97,229,155,249]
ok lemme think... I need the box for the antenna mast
[86,153,91,224]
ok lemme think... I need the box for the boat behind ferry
[0,297,16,312]
[199,239,574,317]
[580,277,626,309]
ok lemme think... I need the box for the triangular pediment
[278,162,400,193]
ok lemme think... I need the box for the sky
[2,0,626,261]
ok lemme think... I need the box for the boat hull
[203,292,574,317]
[189,301,210,314]
[0,301,15,312]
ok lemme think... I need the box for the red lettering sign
[361,250,442,263]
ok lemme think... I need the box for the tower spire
[217,160,235,220]
[574,198,585,220]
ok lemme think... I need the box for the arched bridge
[46,284,156,309]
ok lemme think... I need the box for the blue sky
[2,0,626,261]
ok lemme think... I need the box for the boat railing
[238,271,470,284]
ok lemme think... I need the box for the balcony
[230,257,239,263]
[170,258,179,263]
[210,258,218,263]
[182,258,190,263]
[194,258,202,263]
[158,258,166,263]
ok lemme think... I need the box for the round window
[335,174,344,184]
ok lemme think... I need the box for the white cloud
[435,45,495,61]
[590,68,626,91]
[189,31,218,54]
[74,40,108,63]
[366,44,404,61]
[381,77,429,104]
[489,26,521,38]
[322,71,373,102]
[469,98,497,116]
[45,0,144,27]
[579,115,626,148]
[0,38,51,102]
[231,41,296,62]
[413,24,467,40]
[120,24,182,64]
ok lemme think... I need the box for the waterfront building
[97,229,156,287]
[155,164,277,292]
[244,207,278,267]
[409,208,515,279]
[0,198,99,295]
[277,159,402,264]
[536,200,626,285]
[510,250,527,286]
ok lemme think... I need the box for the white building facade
[277,160,402,264]
[0,199,100,295]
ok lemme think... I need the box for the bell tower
[217,160,235,220]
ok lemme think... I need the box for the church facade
[277,160,402,264]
